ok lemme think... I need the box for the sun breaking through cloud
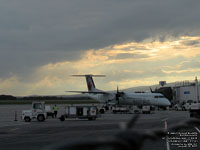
[1,36,200,96]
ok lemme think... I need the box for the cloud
[115,53,148,59]
[1,0,200,95]
[1,0,200,78]
[162,56,200,73]
[181,40,200,46]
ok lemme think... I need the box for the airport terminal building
[173,77,200,105]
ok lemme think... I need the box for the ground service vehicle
[131,106,141,114]
[190,103,200,118]
[142,106,151,114]
[45,105,54,118]
[173,104,182,111]
[22,102,47,122]
[112,105,152,114]
[182,100,195,111]
[112,106,129,113]
[60,105,99,121]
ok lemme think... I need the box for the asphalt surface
[0,105,200,150]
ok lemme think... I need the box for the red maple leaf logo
[88,82,92,91]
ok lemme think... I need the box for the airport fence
[52,115,200,150]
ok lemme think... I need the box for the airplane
[67,74,171,107]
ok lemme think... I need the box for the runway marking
[162,119,170,150]
[194,126,200,134]
[66,122,120,127]
[0,122,30,128]
[10,128,19,131]
[166,137,170,150]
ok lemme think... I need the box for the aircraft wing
[66,91,109,94]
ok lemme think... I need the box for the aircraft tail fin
[72,74,105,92]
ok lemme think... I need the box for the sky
[1,0,200,96]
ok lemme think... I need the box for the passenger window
[154,96,164,98]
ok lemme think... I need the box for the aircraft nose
[164,98,171,106]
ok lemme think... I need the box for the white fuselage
[70,74,171,107]
[88,92,171,107]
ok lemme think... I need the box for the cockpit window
[33,103,42,109]
[154,96,164,98]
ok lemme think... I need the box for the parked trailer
[112,105,153,114]
[112,106,129,113]
[60,105,100,121]
[45,105,54,118]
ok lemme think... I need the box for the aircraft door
[77,107,83,116]
[143,97,150,105]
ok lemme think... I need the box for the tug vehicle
[22,102,47,122]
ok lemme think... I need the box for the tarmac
[0,105,200,150]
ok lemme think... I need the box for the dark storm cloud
[102,68,167,83]
[0,50,81,78]
[0,0,200,78]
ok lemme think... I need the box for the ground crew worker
[53,104,59,118]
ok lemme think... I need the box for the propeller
[115,86,124,105]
